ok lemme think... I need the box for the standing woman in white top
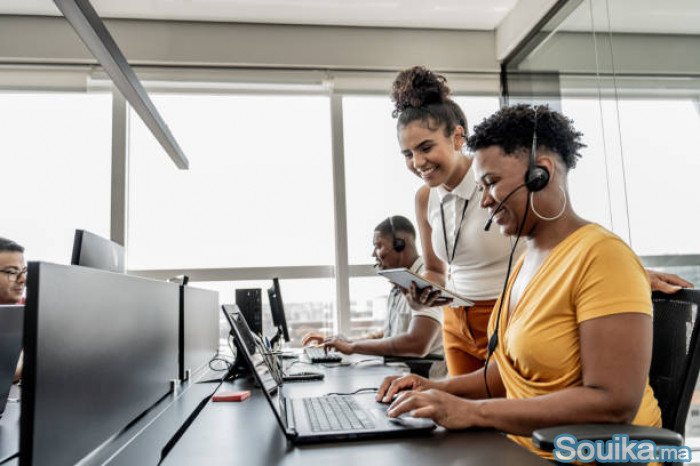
[390,66,693,377]
[391,66,522,376]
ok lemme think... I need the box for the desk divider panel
[21,262,179,466]
[181,286,219,380]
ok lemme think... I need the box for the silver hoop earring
[530,185,567,221]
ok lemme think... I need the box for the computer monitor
[267,278,289,347]
[21,262,178,466]
[71,229,125,273]
[221,304,256,378]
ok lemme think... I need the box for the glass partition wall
[122,76,501,344]
[501,0,700,442]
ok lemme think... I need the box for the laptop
[221,304,436,443]
[0,305,23,415]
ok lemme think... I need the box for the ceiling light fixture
[53,0,190,169]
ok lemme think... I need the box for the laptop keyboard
[303,396,376,432]
[304,347,342,363]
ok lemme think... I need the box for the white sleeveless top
[427,160,526,301]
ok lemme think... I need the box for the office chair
[532,289,700,457]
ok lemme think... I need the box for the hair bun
[391,66,451,117]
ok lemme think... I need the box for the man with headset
[302,216,446,376]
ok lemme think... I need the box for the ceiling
[560,0,700,35]
[0,0,519,30]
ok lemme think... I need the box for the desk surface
[161,358,550,466]
[0,359,552,465]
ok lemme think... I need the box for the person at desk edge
[302,216,446,377]
[0,237,26,382]
[377,105,664,462]
[390,66,691,379]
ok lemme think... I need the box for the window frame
[0,65,501,336]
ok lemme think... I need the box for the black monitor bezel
[70,229,125,273]
[267,278,290,343]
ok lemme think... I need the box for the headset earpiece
[524,107,550,192]
[388,216,406,252]
[525,165,549,192]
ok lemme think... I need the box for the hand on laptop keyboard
[304,346,342,363]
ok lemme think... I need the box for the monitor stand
[269,326,284,350]
[226,335,251,379]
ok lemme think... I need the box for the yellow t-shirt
[488,223,662,462]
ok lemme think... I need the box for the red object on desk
[213,390,251,402]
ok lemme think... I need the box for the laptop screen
[221,305,289,432]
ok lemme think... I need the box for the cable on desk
[318,362,342,368]
[286,360,315,369]
[196,351,235,384]
[208,356,232,372]
[218,334,247,383]
[350,358,382,366]
[324,387,378,396]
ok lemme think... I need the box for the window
[347,276,391,339]
[127,94,334,270]
[192,278,335,348]
[617,98,700,256]
[0,92,112,264]
[560,97,616,230]
[343,95,500,266]
[342,95,499,337]
[342,96,422,266]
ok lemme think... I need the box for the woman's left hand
[646,269,693,293]
[386,388,479,430]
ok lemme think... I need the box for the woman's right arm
[377,360,506,402]
[415,186,446,285]
[441,361,505,398]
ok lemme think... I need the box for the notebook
[221,304,435,443]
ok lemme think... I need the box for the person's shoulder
[574,224,644,272]
[415,184,430,202]
[576,224,633,254]
[415,184,432,212]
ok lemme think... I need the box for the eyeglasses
[1,269,28,283]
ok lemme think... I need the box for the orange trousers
[442,300,497,376]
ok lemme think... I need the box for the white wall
[0,15,499,72]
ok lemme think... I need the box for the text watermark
[553,434,692,463]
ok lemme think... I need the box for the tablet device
[377,268,474,307]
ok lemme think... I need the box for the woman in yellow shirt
[376,104,662,462]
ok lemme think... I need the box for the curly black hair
[0,237,24,254]
[466,104,585,169]
[390,66,467,137]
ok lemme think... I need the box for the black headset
[524,108,550,192]
[483,106,549,397]
[387,216,406,252]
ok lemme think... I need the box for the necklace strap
[439,197,470,267]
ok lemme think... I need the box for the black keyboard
[282,371,324,382]
[303,396,376,432]
[304,347,342,363]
